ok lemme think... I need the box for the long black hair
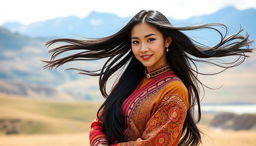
[43,10,253,145]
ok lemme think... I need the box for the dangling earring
[166,47,169,52]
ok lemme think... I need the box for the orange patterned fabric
[89,71,189,146]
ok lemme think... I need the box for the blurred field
[1,128,256,146]
[0,93,100,134]
[1,93,256,146]
[199,125,256,146]
[0,133,89,146]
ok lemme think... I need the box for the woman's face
[131,23,172,72]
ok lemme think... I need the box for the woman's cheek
[132,46,139,54]
[132,48,143,62]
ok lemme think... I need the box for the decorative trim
[145,65,171,79]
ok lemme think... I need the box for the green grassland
[0,93,101,135]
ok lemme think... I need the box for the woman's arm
[89,118,109,146]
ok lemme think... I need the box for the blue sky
[0,0,255,25]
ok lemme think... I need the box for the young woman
[43,10,253,146]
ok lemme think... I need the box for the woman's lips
[141,55,153,61]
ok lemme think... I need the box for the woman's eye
[148,38,156,42]
[132,40,139,44]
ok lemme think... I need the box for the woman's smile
[141,54,153,61]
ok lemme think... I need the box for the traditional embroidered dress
[89,67,189,146]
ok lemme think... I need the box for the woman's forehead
[131,23,161,37]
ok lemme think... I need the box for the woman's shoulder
[161,79,189,108]
[150,78,189,114]
[164,77,188,94]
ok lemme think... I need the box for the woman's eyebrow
[131,33,156,39]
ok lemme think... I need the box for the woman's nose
[140,43,149,52]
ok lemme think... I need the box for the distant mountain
[0,27,103,101]
[0,80,80,101]
[0,27,45,50]
[210,112,256,130]
[2,7,256,42]
[2,11,129,38]
[173,6,256,42]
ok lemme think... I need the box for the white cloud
[0,0,255,25]
[22,46,42,54]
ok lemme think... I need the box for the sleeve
[89,118,109,146]
[113,81,189,146]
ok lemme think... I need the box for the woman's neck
[146,63,169,73]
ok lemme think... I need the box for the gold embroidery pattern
[142,95,187,145]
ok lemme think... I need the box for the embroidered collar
[145,65,171,79]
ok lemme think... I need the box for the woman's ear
[165,37,172,47]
